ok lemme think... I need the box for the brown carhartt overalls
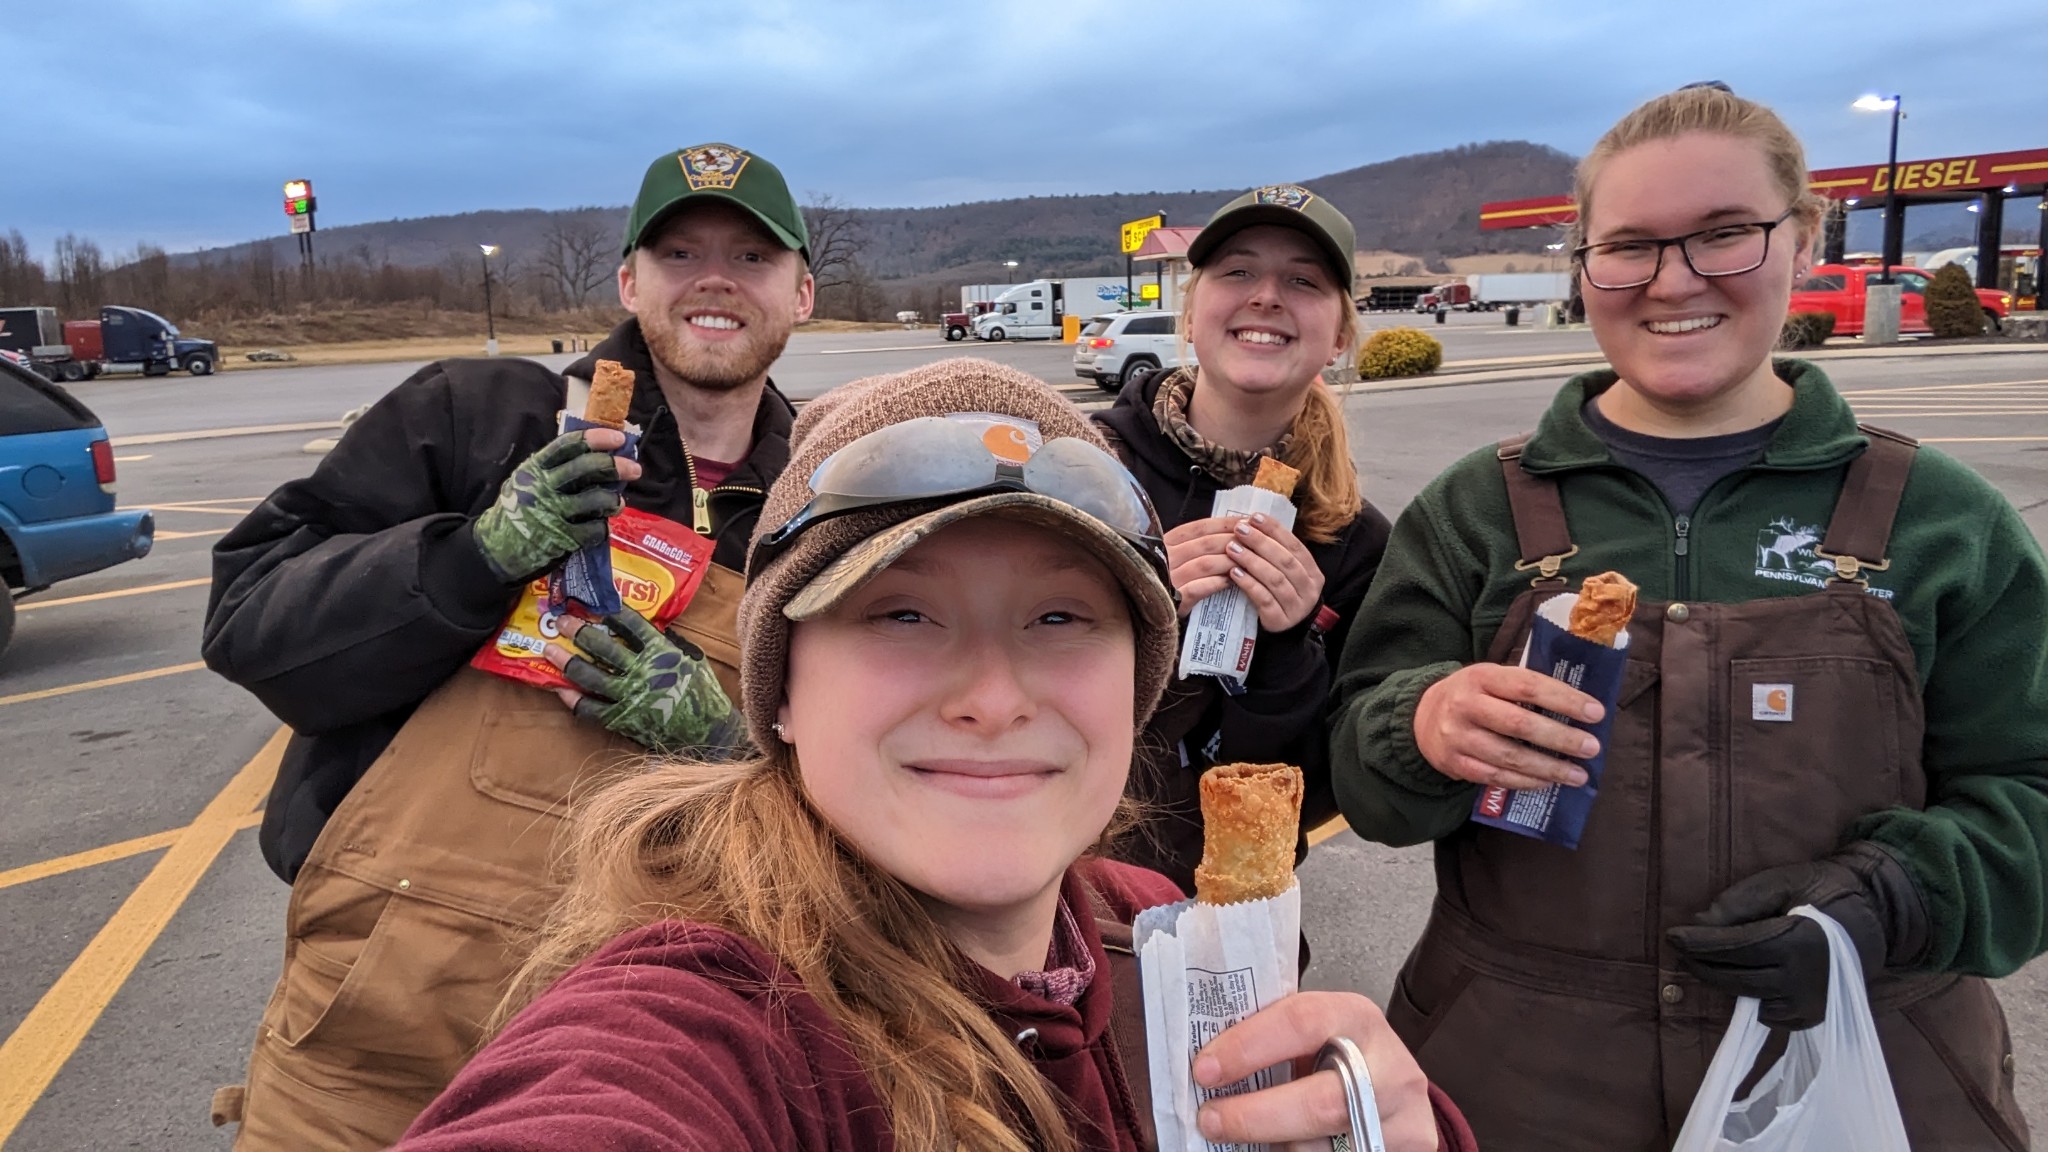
[1385,429,2028,1151]
[213,564,746,1152]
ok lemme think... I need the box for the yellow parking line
[112,455,151,463]
[1308,816,1350,847]
[0,810,264,893]
[154,528,228,542]
[17,578,211,613]
[146,505,257,517]
[0,662,207,709]
[0,728,282,1141]
[118,497,264,510]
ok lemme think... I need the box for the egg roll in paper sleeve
[1177,459,1300,692]
[550,359,643,616]
[1135,762,1303,1151]
[1471,571,1636,849]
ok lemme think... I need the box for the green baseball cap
[1185,184,1356,288]
[622,143,810,261]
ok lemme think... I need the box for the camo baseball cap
[623,143,810,261]
[736,358,1179,753]
[1185,183,1356,288]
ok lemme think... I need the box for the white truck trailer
[972,277,1136,341]
[1468,272,1573,308]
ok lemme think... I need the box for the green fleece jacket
[1330,359,2048,977]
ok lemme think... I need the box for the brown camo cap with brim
[736,358,1179,754]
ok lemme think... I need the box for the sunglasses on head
[748,416,1167,580]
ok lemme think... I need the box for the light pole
[1853,94,1902,284]
[479,244,500,355]
[1003,259,1019,284]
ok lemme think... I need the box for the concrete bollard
[1864,283,1902,345]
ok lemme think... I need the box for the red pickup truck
[1788,264,2011,337]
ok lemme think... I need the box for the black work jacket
[202,318,794,880]
[1092,369,1390,892]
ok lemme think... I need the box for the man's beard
[640,303,791,393]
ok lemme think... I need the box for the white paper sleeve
[1134,885,1302,1152]
[1176,486,1299,687]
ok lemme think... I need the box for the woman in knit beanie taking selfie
[1094,184,1391,895]
[394,359,1471,1151]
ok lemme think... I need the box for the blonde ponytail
[1284,380,1363,544]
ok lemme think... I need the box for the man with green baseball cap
[623,142,811,261]
[205,142,813,1151]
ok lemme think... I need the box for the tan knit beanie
[738,358,1178,752]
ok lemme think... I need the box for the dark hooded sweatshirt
[202,318,794,881]
[1093,369,1391,891]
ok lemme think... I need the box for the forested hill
[178,141,1580,282]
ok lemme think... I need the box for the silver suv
[1072,311,1190,394]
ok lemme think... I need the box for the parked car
[0,356,154,661]
[1788,264,2011,337]
[1072,310,1190,394]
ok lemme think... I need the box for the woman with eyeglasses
[1328,85,2048,1148]
[394,360,1473,1152]
[1094,186,1391,896]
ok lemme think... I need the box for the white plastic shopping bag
[1670,906,1909,1152]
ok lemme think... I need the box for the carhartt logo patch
[678,144,750,190]
[1752,683,1794,722]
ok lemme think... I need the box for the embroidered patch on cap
[679,144,751,190]
[1752,683,1794,722]
[1254,184,1314,209]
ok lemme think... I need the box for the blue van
[0,355,154,659]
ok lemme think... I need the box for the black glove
[1665,842,1929,1029]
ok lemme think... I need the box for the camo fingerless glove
[559,608,746,755]
[474,431,626,583]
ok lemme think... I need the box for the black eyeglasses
[1575,207,1797,291]
[748,416,1167,579]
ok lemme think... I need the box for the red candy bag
[471,507,712,691]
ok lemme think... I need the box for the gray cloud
[5,0,2041,256]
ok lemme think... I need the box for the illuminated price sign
[282,179,316,216]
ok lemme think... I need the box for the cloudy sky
[9,0,2043,256]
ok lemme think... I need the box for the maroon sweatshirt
[396,860,1476,1151]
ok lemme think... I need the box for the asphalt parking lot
[3,325,2047,1149]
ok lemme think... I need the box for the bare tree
[51,234,106,316]
[801,193,868,294]
[0,231,47,303]
[536,213,615,309]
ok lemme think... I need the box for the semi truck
[1418,273,1574,312]
[0,305,218,382]
[972,278,1135,341]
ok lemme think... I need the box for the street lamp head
[1002,260,1018,268]
[1852,94,1898,112]
[480,244,500,257]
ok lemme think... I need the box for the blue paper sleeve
[1469,614,1630,850]
[546,413,641,618]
